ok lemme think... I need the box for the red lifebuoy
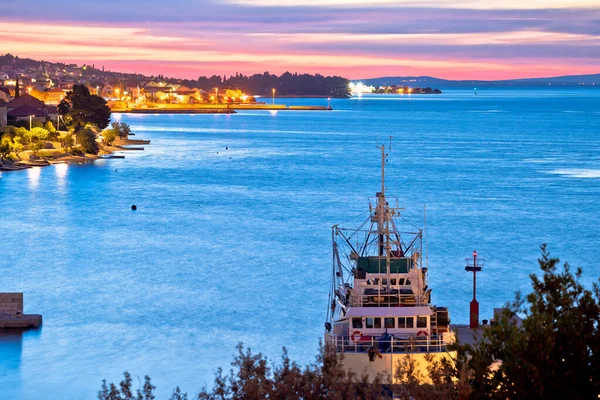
[350,330,363,343]
[416,330,429,337]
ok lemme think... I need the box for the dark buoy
[131,205,137,211]
[226,146,228,150]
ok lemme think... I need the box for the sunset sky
[1,0,599,80]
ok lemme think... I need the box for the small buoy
[115,169,118,172]
[131,205,137,211]
[217,152,219,154]
[226,146,228,150]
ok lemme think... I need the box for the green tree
[29,127,49,142]
[118,122,131,139]
[58,98,71,116]
[99,343,389,400]
[44,120,58,140]
[75,126,99,155]
[60,134,74,151]
[464,244,600,400]
[101,127,118,146]
[62,84,111,130]
[0,136,12,159]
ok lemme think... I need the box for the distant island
[373,86,442,94]
[361,73,600,88]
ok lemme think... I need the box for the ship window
[398,317,414,328]
[352,318,362,329]
[366,318,374,329]
[406,280,411,285]
[398,278,405,285]
[390,278,397,286]
[382,278,388,286]
[374,318,382,329]
[384,318,395,328]
[417,316,428,328]
[374,278,380,285]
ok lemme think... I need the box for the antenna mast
[376,143,391,291]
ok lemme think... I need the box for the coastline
[0,140,148,172]
[111,103,332,114]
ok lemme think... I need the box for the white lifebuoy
[350,330,363,343]
[416,330,429,337]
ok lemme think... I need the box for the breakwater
[111,104,332,113]
[0,293,42,329]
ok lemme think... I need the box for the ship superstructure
[325,145,454,379]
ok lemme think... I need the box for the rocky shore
[0,138,150,172]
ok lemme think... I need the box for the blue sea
[1,88,599,399]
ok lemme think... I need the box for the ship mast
[376,144,391,292]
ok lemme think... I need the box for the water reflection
[0,330,24,397]
[0,330,23,370]
[0,328,42,397]
[27,167,42,190]
[54,163,68,194]
[54,163,68,181]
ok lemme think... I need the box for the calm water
[1,88,599,398]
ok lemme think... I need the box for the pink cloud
[0,20,597,80]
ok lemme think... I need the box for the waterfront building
[3,93,58,126]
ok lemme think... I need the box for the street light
[272,88,275,105]
[215,88,219,104]
[115,88,120,100]
[29,115,33,130]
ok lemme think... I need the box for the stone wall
[0,293,23,315]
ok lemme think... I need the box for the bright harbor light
[349,81,375,97]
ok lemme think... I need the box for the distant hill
[363,74,600,88]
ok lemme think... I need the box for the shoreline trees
[194,72,350,98]
[59,84,111,131]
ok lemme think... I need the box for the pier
[0,293,42,329]
[111,103,332,114]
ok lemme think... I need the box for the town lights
[272,88,275,105]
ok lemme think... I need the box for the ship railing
[350,294,426,307]
[328,335,448,354]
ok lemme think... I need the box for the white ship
[324,145,455,382]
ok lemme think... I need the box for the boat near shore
[325,145,455,383]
